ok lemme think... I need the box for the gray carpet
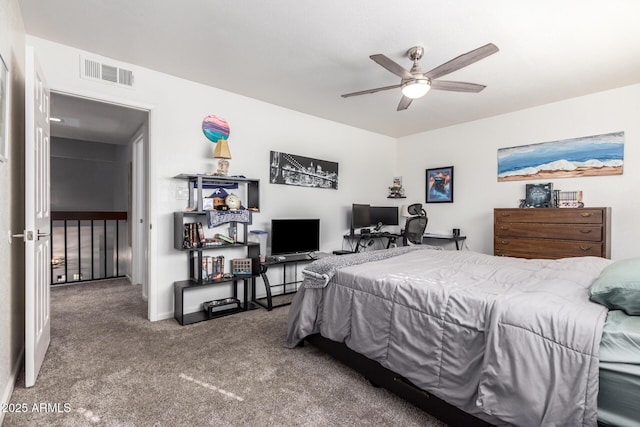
[6,279,446,426]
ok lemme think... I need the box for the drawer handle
[500,240,510,245]
[580,246,593,251]
[500,213,512,217]
[580,213,593,217]
[500,226,510,230]
[579,229,592,234]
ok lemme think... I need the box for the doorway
[49,92,149,311]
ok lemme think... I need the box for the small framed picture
[202,198,214,211]
[426,166,454,203]
[525,183,554,208]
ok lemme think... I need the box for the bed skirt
[305,334,491,427]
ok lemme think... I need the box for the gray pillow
[590,258,640,315]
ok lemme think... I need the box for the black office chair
[402,203,428,245]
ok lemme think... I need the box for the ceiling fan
[341,43,499,111]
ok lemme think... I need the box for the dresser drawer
[494,250,560,260]
[494,222,602,242]
[495,208,603,224]
[494,237,603,258]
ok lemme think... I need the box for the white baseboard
[0,346,24,426]
[151,311,174,322]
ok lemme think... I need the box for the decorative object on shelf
[213,138,232,176]
[498,131,624,182]
[231,258,253,275]
[202,115,232,176]
[183,222,206,248]
[214,233,235,244]
[206,209,252,228]
[388,176,405,198]
[196,255,224,280]
[202,114,230,142]
[269,151,338,189]
[0,53,9,163]
[426,166,454,203]
[556,190,584,208]
[202,198,214,211]
[525,182,553,208]
[228,223,237,241]
[203,298,239,317]
[225,193,241,210]
[249,230,268,262]
[206,187,229,210]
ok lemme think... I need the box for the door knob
[12,231,31,242]
[11,230,49,242]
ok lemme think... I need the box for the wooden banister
[51,211,127,221]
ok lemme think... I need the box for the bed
[286,247,640,427]
[598,310,640,427]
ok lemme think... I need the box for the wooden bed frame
[305,334,490,427]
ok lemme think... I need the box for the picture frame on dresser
[525,182,553,207]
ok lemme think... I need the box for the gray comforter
[286,249,612,426]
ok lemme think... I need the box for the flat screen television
[370,206,399,226]
[271,219,320,255]
[351,204,371,229]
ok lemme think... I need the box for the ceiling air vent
[80,56,135,88]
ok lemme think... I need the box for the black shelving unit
[174,275,258,325]
[173,174,261,325]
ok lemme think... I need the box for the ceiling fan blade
[370,54,413,80]
[424,43,499,80]
[430,80,486,93]
[341,84,402,98]
[397,95,413,111]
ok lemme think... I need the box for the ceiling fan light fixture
[401,79,431,99]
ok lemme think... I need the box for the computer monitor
[370,206,399,226]
[270,219,320,256]
[351,204,371,229]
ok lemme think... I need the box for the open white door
[132,132,147,298]
[24,46,51,387]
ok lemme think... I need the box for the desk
[253,252,330,311]
[343,232,401,252]
[422,233,466,250]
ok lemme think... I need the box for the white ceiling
[50,93,147,145]
[18,0,640,138]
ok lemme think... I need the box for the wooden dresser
[494,208,611,259]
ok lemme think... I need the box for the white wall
[397,84,640,260]
[0,0,25,420]
[28,34,639,324]
[51,137,128,211]
[27,36,397,320]
[50,137,132,278]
